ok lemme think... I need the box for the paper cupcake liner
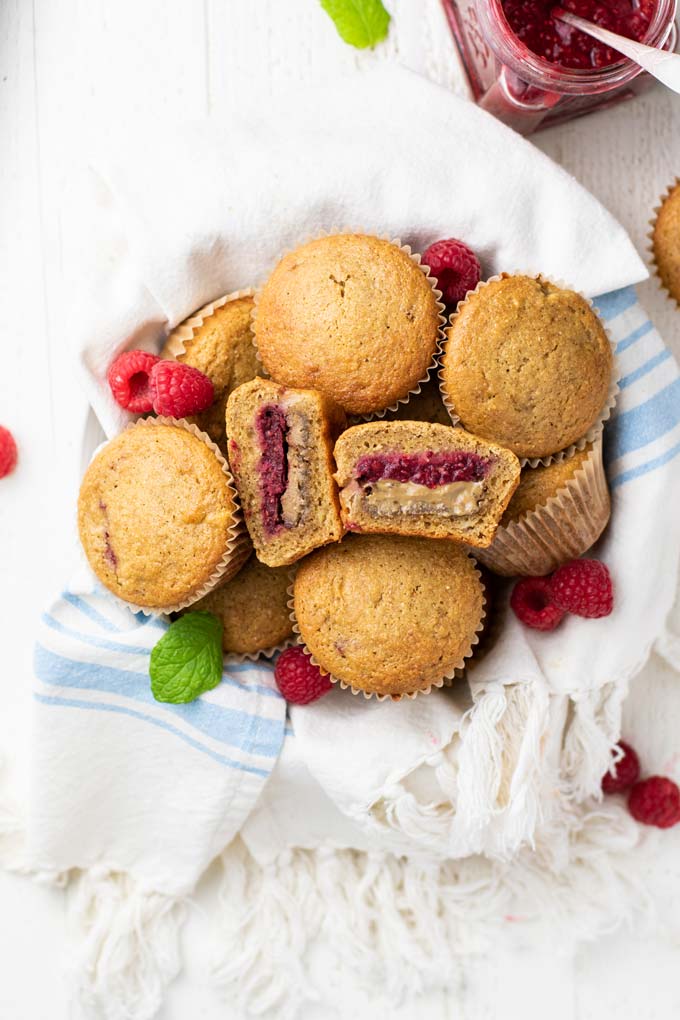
[109,416,250,617]
[474,434,610,578]
[223,635,296,665]
[251,230,447,422]
[160,288,256,361]
[285,558,486,702]
[647,177,680,310]
[438,272,620,468]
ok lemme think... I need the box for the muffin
[651,179,680,306]
[190,555,294,657]
[475,438,610,577]
[78,419,245,611]
[226,377,345,567]
[440,275,613,460]
[254,234,443,416]
[383,377,451,426]
[293,534,484,699]
[333,421,520,547]
[161,292,259,450]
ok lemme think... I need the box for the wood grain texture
[1,1,680,1017]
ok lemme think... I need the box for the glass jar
[441,0,678,133]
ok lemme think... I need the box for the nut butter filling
[342,478,486,519]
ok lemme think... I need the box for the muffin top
[162,295,259,450]
[293,534,484,697]
[652,181,680,306]
[78,423,236,609]
[502,443,594,524]
[441,275,612,459]
[254,234,441,416]
[190,555,293,655]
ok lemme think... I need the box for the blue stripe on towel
[619,349,672,389]
[62,593,121,633]
[615,320,654,354]
[34,693,271,776]
[608,377,680,461]
[611,440,680,489]
[594,286,638,321]
[34,644,282,757]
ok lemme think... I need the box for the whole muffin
[78,421,242,610]
[161,293,259,450]
[190,555,293,656]
[440,275,613,459]
[293,534,484,698]
[254,234,442,416]
[651,180,680,306]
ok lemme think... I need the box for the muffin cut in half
[226,377,345,567]
[333,421,520,548]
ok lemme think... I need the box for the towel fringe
[68,870,187,1020]
[562,684,627,800]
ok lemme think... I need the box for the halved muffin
[226,377,345,567]
[333,421,520,548]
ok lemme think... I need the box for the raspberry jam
[256,404,289,536]
[502,0,654,69]
[355,450,489,488]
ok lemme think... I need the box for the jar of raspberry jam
[441,0,678,132]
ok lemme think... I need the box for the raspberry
[549,559,613,619]
[0,426,18,479]
[602,741,640,794]
[107,350,160,413]
[150,360,214,418]
[274,647,333,705]
[421,238,482,307]
[628,776,680,828]
[510,576,565,631]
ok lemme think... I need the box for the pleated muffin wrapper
[160,287,257,361]
[285,560,486,702]
[438,272,620,468]
[108,416,251,617]
[474,433,610,578]
[648,177,680,309]
[251,230,447,422]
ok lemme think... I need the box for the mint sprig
[150,612,223,704]
[320,0,391,50]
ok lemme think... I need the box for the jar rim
[478,0,678,93]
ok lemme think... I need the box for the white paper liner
[89,416,250,617]
[286,557,486,702]
[648,177,680,309]
[438,273,620,468]
[474,435,610,578]
[160,287,256,361]
[251,231,447,422]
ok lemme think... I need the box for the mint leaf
[320,0,391,49]
[150,612,223,704]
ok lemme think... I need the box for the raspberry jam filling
[256,404,289,536]
[355,450,489,488]
[501,0,655,69]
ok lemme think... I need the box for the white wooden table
[2,1,680,1017]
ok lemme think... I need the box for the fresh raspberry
[0,426,18,479]
[108,350,160,413]
[150,360,214,418]
[510,576,566,631]
[602,741,640,794]
[421,238,482,307]
[628,776,680,828]
[274,647,333,705]
[549,559,613,618]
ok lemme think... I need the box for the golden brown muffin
[476,438,611,577]
[333,421,520,547]
[441,275,613,460]
[254,234,441,416]
[502,444,593,524]
[161,294,259,450]
[190,556,293,656]
[78,421,241,610]
[226,377,345,567]
[383,377,451,426]
[293,535,484,698]
[651,180,680,306]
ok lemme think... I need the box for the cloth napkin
[12,65,680,1020]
